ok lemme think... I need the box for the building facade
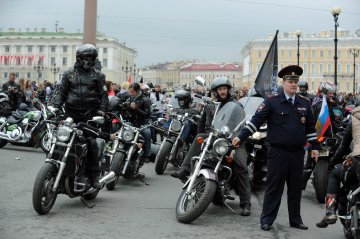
[241,29,360,93]
[0,27,136,86]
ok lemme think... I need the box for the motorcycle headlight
[56,126,71,142]
[122,129,135,142]
[170,120,182,132]
[213,138,230,156]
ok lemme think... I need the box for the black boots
[89,173,102,190]
[316,194,337,228]
[170,169,190,182]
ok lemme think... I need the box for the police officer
[232,65,320,231]
[53,44,109,189]
[172,77,252,216]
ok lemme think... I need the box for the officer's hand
[311,150,319,162]
[96,110,106,117]
[232,137,241,148]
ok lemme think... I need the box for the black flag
[140,77,144,83]
[254,30,279,98]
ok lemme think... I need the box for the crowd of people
[1,43,360,233]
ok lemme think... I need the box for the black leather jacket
[125,91,152,127]
[1,81,22,110]
[53,66,108,112]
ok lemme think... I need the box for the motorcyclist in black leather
[1,72,22,110]
[52,44,109,189]
[171,77,252,216]
[297,80,315,104]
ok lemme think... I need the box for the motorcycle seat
[7,116,22,124]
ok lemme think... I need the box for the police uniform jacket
[53,66,109,112]
[238,91,319,151]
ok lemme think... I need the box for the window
[50,57,56,65]
[16,46,21,53]
[320,50,324,57]
[338,64,342,73]
[303,63,308,74]
[311,63,315,75]
[258,50,261,58]
[347,81,350,91]
[5,45,10,52]
[27,45,33,53]
[61,57,67,66]
[16,57,21,65]
[346,64,351,74]
[50,46,56,53]
[103,48,108,54]
[62,46,68,53]
[304,50,308,58]
[3,72,8,79]
[103,58,107,68]
[319,64,324,74]
[328,50,332,58]
[337,50,341,57]
[15,72,19,78]
[39,45,44,53]
[311,50,316,58]
[27,72,31,78]
[288,50,292,58]
[311,81,315,91]
[27,57,33,66]
[346,50,350,57]
[327,64,332,73]
[39,73,43,79]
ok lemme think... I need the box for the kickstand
[80,196,96,208]
[223,202,238,214]
[138,177,150,186]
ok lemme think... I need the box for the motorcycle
[240,96,268,189]
[106,114,149,190]
[175,97,246,223]
[0,100,55,153]
[32,116,116,215]
[154,97,198,175]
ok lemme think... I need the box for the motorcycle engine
[8,127,22,140]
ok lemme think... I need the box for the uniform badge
[257,103,265,112]
[300,116,306,124]
[103,85,107,92]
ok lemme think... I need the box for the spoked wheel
[40,131,52,153]
[175,176,217,223]
[32,163,58,215]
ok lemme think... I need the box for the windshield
[213,101,245,133]
[239,97,264,121]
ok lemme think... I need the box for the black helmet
[76,44,98,70]
[0,93,9,103]
[210,76,232,92]
[298,80,308,94]
[108,96,121,111]
[355,96,360,107]
[175,89,192,109]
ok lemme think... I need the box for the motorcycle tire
[0,139,7,148]
[313,160,329,204]
[175,176,217,223]
[155,141,173,175]
[106,152,125,190]
[40,131,51,153]
[32,163,58,215]
[343,226,353,239]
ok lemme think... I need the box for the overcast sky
[1,0,359,66]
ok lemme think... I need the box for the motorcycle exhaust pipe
[99,171,116,185]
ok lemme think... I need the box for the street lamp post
[295,30,302,66]
[331,6,341,87]
[349,49,360,94]
[122,60,132,80]
[50,63,60,84]
[132,64,140,81]
[33,60,44,84]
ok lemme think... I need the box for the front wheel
[155,141,173,175]
[175,176,217,223]
[106,152,125,190]
[40,131,52,153]
[32,163,58,215]
[313,160,329,203]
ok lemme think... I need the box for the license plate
[319,150,329,157]
[254,144,262,149]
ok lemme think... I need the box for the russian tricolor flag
[316,95,331,140]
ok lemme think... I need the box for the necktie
[288,97,293,105]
